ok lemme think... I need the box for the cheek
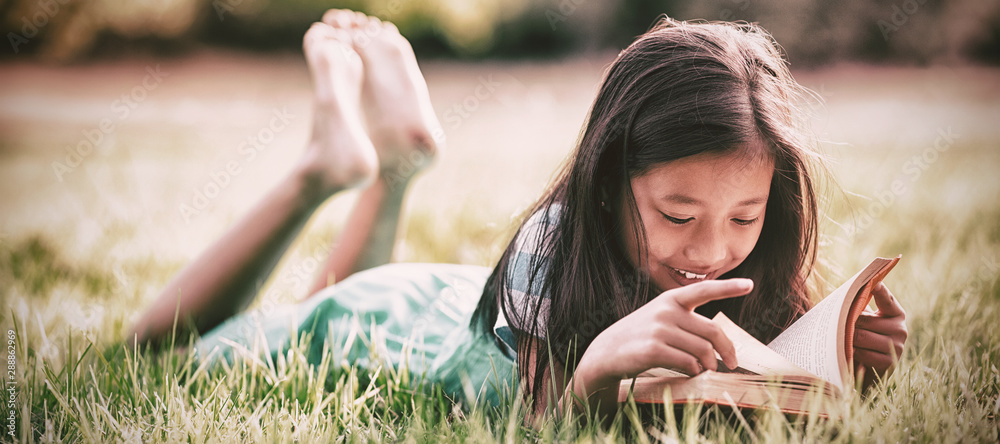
[618,213,668,266]
[643,229,677,262]
[732,226,765,261]
[636,217,683,266]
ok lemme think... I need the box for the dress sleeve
[493,204,561,355]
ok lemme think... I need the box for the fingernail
[738,279,753,291]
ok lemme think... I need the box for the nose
[682,222,728,270]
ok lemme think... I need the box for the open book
[618,256,901,417]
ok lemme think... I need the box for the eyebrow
[661,194,768,207]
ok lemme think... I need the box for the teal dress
[193,263,516,408]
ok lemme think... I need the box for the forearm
[557,354,621,421]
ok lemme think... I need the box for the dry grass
[1,54,998,442]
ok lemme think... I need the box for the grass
[1,60,999,441]
[3,142,999,442]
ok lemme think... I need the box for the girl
[130,11,908,419]
[474,16,910,418]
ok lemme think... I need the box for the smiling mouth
[671,267,709,280]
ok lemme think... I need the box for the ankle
[371,124,438,153]
[376,130,437,173]
[373,171,414,197]
[290,155,363,205]
[288,162,332,208]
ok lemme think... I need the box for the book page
[766,259,888,390]
[710,313,815,378]
[765,289,847,389]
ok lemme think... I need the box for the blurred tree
[680,0,1000,65]
[608,0,686,48]
[1,0,998,64]
[2,0,203,61]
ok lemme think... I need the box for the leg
[129,23,377,348]
[307,11,443,295]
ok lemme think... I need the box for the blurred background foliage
[2,0,999,64]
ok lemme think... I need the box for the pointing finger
[660,328,720,373]
[679,315,738,370]
[671,279,753,311]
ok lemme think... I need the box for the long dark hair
[470,17,821,408]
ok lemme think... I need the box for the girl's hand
[853,282,907,389]
[574,278,753,395]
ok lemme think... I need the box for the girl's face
[619,149,773,293]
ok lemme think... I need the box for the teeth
[675,268,707,280]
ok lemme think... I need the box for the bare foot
[298,22,378,197]
[323,10,442,186]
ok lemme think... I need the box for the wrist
[564,352,622,418]
[572,351,619,398]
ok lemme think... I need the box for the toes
[322,9,354,29]
[304,23,352,50]
[318,8,406,53]
[351,11,370,28]
[348,12,388,49]
[303,23,331,50]
[321,9,343,27]
[323,8,382,30]
[303,23,362,76]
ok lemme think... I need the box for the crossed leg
[128,11,441,348]
[306,10,441,295]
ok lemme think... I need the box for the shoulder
[513,202,562,253]
[525,202,562,228]
[509,202,563,277]
[495,203,563,342]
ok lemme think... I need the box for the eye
[732,217,759,226]
[661,213,693,225]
